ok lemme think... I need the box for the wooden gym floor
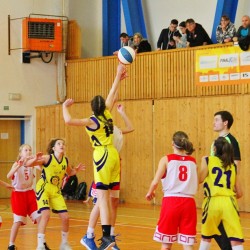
[0,199,249,249]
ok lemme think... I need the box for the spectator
[216,15,236,43]
[173,21,187,48]
[157,19,181,50]
[133,32,151,53]
[186,18,213,47]
[120,32,133,47]
[233,15,250,42]
[113,33,133,55]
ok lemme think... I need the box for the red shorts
[154,196,197,245]
[11,190,40,224]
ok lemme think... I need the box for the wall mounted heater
[22,17,63,52]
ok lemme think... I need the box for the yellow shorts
[201,196,244,241]
[93,145,120,190]
[36,179,67,213]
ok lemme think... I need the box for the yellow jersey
[203,156,236,197]
[85,109,114,148]
[41,154,68,189]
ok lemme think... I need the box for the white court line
[1,218,250,242]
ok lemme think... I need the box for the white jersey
[113,125,123,153]
[12,165,35,192]
[161,154,198,197]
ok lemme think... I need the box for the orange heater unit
[22,17,63,52]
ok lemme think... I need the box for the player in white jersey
[6,144,50,250]
[146,131,198,250]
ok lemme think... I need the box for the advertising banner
[195,46,250,86]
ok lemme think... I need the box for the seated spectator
[157,19,181,50]
[133,32,152,53]
[233,15,250,42]
[173,21,187,48]
[120,32,133,47]
[113,32,133,55]
[186,18,213,47]
[216,15,236,43]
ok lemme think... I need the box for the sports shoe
[80,234,97,250]
[7,245,17,250]
[36,246,46,250]
[98,236,115,250]
[111,235,120,250]
[60,242,72,250]
[44,242,51,250]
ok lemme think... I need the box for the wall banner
[195,46,250,86]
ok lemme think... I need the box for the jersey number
[42,199,49,205]
[212,167,232,189]
[178,165,188,181]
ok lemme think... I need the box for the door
[0,120,21,198]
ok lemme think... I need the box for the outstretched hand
[75,163,86,172]
[63,98,74,108]
[117,104,124,113]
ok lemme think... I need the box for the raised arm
[62,98,94,126]
[145,156,167,201]
[7,161,22,179]
[66,163,86,176]
[116,104,134,134]
[105,63,127,110]
[25,153,49,168]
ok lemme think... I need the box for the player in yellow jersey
[212,110,241,250]
[199,137,244,250]
[25,138,85,250]
[63,63,127,250]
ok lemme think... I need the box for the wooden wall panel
[115,100,153,204]
[66,43,250,102]
[36,96,250,211]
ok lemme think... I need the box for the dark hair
[179,21,186,28]
[214,111,234,129]
[214,137,234,169]
[173,131,195,155]
[120,33,129,38]
[186,18,195,24]
[171,19,178,25]
[47,138,65,154]
[221,15,230,21]
[91,95,113,136]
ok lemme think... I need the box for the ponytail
[214,137,234,169]
[173,131,195,155]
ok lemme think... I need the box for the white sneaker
[60,242,72,250]
[36,246,46,250]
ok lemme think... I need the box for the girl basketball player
[25,139,85,250]
[81,103,134,250]
[146,131,197,250]
[62,63,127,250]
[199,137,244,250]
[6,144,50,250]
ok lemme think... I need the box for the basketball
[118,46,136,65]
